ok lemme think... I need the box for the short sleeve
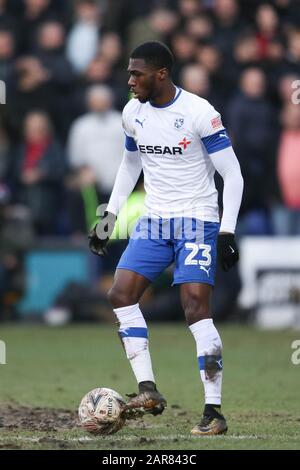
[195,102,232,155]
[122,107,134,138]
[122,105,138,151]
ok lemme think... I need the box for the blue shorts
[117,217,220,286]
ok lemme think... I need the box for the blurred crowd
[0,0,300,319]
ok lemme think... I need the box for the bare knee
[107,285,139,308]
[107,270,150,309]
[180,283,212,325]
[181,286,211,326]
[184,297,210,325]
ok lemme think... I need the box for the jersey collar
[150,87,182,108]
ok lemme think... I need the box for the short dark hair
[130,41,174,73]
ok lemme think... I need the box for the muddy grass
[0,406,78,432]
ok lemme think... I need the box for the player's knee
[183,293,210,324]
[107,286,124,307]
[107,286,134,308]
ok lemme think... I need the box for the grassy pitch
[0,323,299,450]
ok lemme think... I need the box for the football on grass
[78,387,126,435]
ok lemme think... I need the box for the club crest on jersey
[174,118,184,129]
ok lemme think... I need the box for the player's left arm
[210,146,244,271]
[197,105,244,271]
[209,146,244,235]
[209,146,244,271]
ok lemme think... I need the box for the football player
[89,41,243,435]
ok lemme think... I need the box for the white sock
[189,318,223,406]
[114,303,155,384]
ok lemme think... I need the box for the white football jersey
[123,87,232,221]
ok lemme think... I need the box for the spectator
[180,63,210,96]
[98,31,123,69]
[195,44,228,111]
[273,0,300,30]
[102,0,155,41]
[212,0,243,64]
[196,44,221,75]
[71,54,127,114]
[227,67,278,235]
[272,103,300,235]
[18,0,57,54]
[66,84,124,237]
[233,32,260,69]
[67,84,123,201]
[177,0,204,21]
[180,63,226,112]
[0,0,18,31]
[185,14,214,44]
[170,31,197,82]
[66,0,100,73]
[285,29,300,75]
[126,7,179,57]
[8,21,75,141]
[255,4,281,60]
[35,20,76,137]
[0,28,14,76]
[8,55,52,139]
[9,111,65,234]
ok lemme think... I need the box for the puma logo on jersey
[135,118,146,128]
[200,266,211,276]
[219,132,228,138]
[138,144,183,155]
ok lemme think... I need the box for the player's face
[127,58,163,103]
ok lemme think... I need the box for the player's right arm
[107,100,142,215]
[106,145,142,216]
[88,102,142,256]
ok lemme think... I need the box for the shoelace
[199,414,220,427]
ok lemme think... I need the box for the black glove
[217,233,239,272]
[88,211,116,256]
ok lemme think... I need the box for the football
[78,387,126,435]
